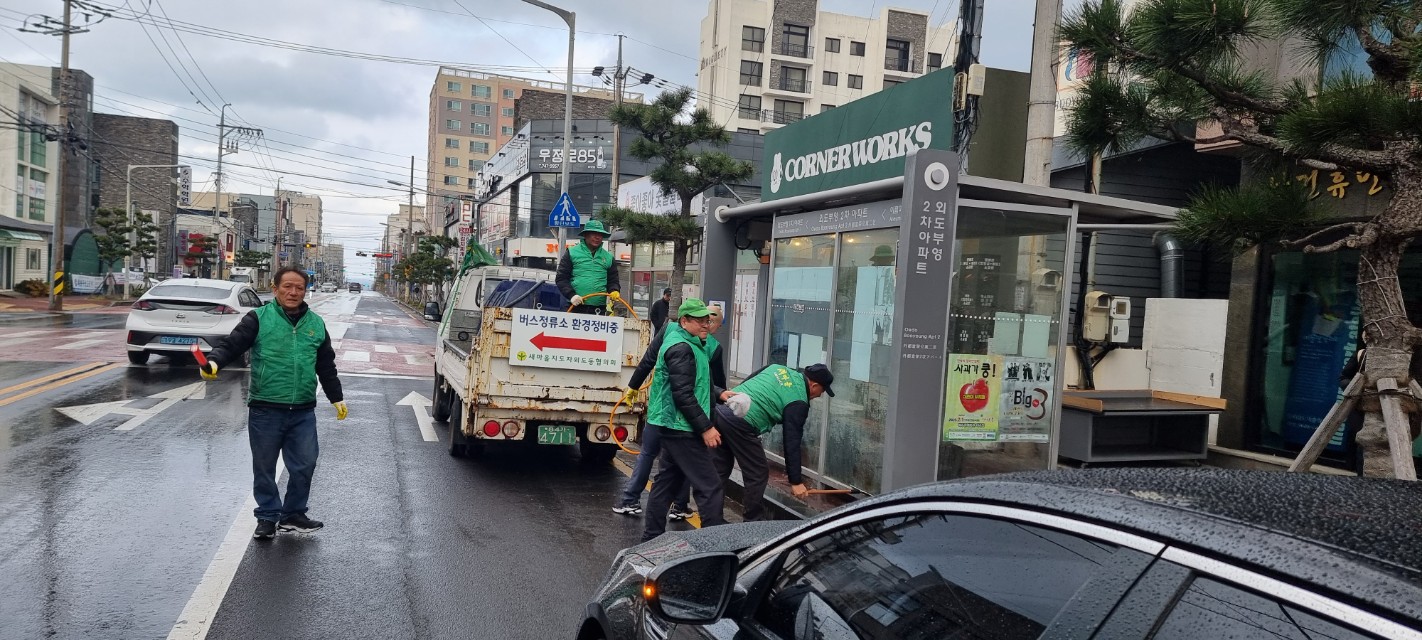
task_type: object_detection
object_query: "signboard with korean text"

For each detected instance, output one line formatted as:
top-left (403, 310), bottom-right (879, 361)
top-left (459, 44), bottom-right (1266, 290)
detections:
top-left (944, 354), bottom-right (1002, 441)
top-left (531, 145), bottom-right (610, 173)
top-left (177, 166), bottom-right (192, 206)
top-left (771, 199), bottom-right (903, 238)
top-left (509, 309), bottom-right (624, 372)
top-left (617, 175), bottom-right (705, 217)
top-left (998, 356), bottom-right (1054, 442)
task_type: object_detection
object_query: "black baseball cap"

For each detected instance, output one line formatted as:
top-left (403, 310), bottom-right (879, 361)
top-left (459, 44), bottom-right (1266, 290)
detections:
top-left (662, 288), bottom-right (672, 295)
top-left (803, 364), bottom-right (835, 397)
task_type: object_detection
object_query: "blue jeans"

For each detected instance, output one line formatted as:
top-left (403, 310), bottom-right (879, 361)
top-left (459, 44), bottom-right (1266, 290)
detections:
top-left (248, 406), bottom-right (319, 522)
top-left (619, 422), bottom-right (690, 510)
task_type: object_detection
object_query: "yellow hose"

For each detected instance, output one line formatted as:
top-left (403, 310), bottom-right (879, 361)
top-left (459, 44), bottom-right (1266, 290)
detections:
top-left (566, 291), bottom-right (641, 320)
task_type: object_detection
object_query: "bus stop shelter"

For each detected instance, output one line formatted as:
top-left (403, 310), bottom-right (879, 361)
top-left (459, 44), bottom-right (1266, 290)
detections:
top-left (700, 149), bottom-right (1179, 494)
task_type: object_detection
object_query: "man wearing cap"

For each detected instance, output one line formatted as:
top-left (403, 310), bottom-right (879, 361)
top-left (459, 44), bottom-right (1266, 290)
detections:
top-left (555, 219), bottom-right (620, 314)
top-left (641, 298), bottom-right (728, 542)
top-left (649, 287), bottom-right (672, 333)
top-left (615, 303), bottom-right (725, 520)
top-left (715, 363), bottom-right (835, 520)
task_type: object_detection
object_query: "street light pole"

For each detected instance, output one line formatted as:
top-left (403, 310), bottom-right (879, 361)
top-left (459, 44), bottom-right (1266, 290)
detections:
top-left (125, 163), bottom-right (187, 298)
top-left (522, 0), bottom-right (576, 264)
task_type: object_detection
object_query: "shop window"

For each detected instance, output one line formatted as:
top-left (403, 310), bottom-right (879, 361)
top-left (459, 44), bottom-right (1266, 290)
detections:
top-left (1252, 249), bottom-right (1422, 463)
top-left (825, 230), bottom-right (898, 492)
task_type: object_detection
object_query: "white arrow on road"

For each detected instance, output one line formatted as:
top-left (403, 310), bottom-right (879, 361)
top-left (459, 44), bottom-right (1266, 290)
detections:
top-left (396, 391), bottom-right (437, 442)
top-left (56, 381), bottom-right (209, 432)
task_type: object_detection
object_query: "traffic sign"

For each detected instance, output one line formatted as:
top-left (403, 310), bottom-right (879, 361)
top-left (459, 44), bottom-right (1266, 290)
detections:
top-left (509, 309), bottom-right (623, 372)
top-left (547, 192), bottom-right (581, 228)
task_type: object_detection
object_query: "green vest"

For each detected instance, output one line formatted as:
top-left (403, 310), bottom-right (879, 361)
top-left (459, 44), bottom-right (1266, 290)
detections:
top-left (568, 240), bottom-right (613, 297)
top-left (733, 365), bottom-right (808, 434)
top-left (249, 302), bottom-right (327, 406)
top-left (648, 324), bottom-right (710, 432)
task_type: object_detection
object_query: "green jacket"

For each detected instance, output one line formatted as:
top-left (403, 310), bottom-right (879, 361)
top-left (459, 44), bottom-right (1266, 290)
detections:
top-left (647, 323), bottom-right (712, 434)
top-left (733, 364), bottom-right (809, 435)
top-left (210, 301), bottom-right (343, 408)
top-left (558, 240), bottom-right (617, 298)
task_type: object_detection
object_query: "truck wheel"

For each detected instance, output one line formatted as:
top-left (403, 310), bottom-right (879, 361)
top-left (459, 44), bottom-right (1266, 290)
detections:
top-left (448, 401), bottom-right (467, 457)
top-left (432, 375), bottom-right (451, 422)
top-left (579, 438), bottom-right (618, 464)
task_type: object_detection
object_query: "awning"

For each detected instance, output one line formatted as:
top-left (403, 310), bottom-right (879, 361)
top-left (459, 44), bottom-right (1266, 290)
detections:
top-left (0, 229), bottom-right (46, 242)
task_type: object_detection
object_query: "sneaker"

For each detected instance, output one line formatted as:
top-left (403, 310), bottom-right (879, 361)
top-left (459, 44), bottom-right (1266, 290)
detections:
top-left (253, 519), bottom-right (277, 540)
top-left (612, 504), bottom-right (642, 516)
top-left (278, 513), bottom-right (324, 533)
top-left (668, 506), bottom-right (696, 521)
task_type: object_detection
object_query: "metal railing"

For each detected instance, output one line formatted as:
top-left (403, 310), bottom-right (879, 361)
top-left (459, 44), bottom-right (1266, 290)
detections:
top-left (884, 57), bottom-right (924, 74)
top-left (776, 77), bottom-right (809, 93)
top-left (778, 41), bottom-right (813, 58)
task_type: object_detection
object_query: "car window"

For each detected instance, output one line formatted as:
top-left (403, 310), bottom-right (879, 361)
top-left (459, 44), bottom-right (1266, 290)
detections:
top-left (240, 291), bottom-right (262, 307)
top-left (150, 285), bottom-right (232, 300)
top-left (753, 513), bottom-right (1136, 639)
top-left (1151, 576), bottom-right (1384, 640)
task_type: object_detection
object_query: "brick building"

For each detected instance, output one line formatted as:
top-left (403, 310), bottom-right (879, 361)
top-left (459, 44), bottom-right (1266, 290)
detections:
top-left (90, 114), bottom-right (180, 270)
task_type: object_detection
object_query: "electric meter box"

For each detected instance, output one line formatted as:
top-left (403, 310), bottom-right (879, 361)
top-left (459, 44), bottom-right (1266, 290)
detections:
top-left (1083, 291), bottom-right (1112, 342)
top-left (1109, 297), bottom-right (1132, 343)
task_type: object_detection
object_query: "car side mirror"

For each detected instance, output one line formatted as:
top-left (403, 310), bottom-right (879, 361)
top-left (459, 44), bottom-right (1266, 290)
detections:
top-left (644, 551), bottom-right (738, 625)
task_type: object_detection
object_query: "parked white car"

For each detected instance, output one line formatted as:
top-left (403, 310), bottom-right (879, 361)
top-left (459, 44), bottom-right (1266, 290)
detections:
top-left (125, 278), bottom-right (263, 365)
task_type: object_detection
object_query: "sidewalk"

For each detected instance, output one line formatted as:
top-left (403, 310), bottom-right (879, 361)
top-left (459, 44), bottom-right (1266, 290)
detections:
top-left (0, 294), bottom-right (130, 313)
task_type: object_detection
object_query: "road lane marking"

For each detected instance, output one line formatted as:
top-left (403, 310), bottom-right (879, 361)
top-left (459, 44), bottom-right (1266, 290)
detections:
top-left (396, 391), bottom-right (438, 442)
top-left (55, 338), bottom-right (114, 350)
top-left (373, 345), bottom-right (397, 353)
top-left (54, 380), bottom-right (209, 430)
top-left (0, 363), bottom-right (124, 407)
top-left (0, 362), bottom-right (106, 398)
top-left (0, 329), bottom-right (57, 339)
top-left (168, 454), bottom-right (283, 640)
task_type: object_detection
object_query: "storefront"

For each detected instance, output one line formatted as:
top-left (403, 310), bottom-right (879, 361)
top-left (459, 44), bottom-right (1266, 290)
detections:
top-left (703, 72), bottom-right (1179, 493)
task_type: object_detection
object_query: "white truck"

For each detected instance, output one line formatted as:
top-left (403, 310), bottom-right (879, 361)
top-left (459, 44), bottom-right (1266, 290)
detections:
top-left (431, 265), bottom-right (649, 461)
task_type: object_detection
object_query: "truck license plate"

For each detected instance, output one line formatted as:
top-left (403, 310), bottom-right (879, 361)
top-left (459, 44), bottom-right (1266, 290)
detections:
top-left (537, 425), bottom-right (577, 445)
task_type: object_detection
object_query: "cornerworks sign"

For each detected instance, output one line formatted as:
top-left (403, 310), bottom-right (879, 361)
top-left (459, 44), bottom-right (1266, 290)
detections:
top-left (762, 70), bottom-right (955, 201)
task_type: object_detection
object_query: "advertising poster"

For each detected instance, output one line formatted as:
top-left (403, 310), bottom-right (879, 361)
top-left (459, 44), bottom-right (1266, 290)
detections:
top-left (943, 354), bottom-right (1001, 441)
top-left (999, 356), bottom-right (1054, 442)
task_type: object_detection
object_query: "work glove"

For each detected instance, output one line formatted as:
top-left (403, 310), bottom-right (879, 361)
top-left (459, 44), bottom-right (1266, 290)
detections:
top-left (609, 291), bottom-right (621, 302)
top-left (334, 401), bottom-right (349, 421)
top-left (606, 298), bottom-right (615, 314)
top-left (726, 393), bottom-right (753, 418)
top-left (570, 294), bottom-right (584, 307)
top-left (621, 388), bottom-right (638, 405)
top-left (199, 362), bottom-right (219, 381)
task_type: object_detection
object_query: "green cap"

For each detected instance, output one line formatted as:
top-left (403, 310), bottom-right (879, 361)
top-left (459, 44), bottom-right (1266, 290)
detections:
top-left (579, 220), bottom-right (609, 236)
top-left (678, 298), bottom-right (712, 318)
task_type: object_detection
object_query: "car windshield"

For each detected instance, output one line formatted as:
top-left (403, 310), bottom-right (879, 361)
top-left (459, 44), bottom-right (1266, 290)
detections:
top-left (148, 285), bottom-right (231, 300)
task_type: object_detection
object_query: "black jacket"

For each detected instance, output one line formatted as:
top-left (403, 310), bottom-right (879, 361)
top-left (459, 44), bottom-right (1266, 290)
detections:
top-left (648, 298), bottom-right (669, 332)
top-left (554, 247), bottom-right (620, 301)
top-left (209, 303), bottom-right (344, 409)
top-left (629, 325), bottom-right (727, 392)
top-left (658, 341), bottom-right (718, 436)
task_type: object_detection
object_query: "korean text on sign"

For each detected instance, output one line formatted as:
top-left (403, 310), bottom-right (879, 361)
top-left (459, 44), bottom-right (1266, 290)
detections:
top-left (914, 199), bottom-right (949, 275)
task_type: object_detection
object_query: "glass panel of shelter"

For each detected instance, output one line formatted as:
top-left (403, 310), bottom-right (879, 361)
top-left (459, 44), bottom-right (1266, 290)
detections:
top-left (939, 204), bottom-right (1071, 481)
top-left (768, 234), bottom-right (837, 476)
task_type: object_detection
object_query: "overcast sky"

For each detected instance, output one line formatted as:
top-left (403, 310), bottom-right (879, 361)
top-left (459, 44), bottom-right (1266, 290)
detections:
top-left (0, 0), bottom-right (1040, 282)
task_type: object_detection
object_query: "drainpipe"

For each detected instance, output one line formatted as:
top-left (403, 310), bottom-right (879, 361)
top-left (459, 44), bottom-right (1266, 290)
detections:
top-left (1154, 232), bottom-right (1184, 298)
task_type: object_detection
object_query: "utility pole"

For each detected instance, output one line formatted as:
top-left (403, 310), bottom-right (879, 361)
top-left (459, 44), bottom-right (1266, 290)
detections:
top-left (406, 155), bottom-right (415, 302)
top-left (48, 1), bottom-right (73, 311)
top-left (1023, 0), bottom-right (1063, 186)
top-left (214, 104), bottom-right (262, 279)
top-left (522, 0), bottom-right (576, 264)
top-left (609, 34), bottom-right (625, 201)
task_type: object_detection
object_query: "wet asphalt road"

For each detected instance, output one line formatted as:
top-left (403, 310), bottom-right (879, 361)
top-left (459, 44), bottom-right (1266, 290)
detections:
top-left (0, 293), bottom-right (670, 640)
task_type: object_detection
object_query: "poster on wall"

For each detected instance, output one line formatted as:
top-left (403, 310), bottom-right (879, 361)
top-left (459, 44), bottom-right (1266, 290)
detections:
top-left (1280, 287), bottom-right (1359, 447)
top-left (943, 354), bottom-right (1001, 441)
top-left (998, 356), bottom-right (1054, 442)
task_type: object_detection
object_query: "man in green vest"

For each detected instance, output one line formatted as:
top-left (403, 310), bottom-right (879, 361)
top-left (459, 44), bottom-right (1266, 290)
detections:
top-left (200, 266), bottom-right (348, 540)
top-left (716, 363), bottom-right (835, 520)
top-left (641, 298), bottom-right (730, 542)
top-left (555, 219), bottom-right (621, 314)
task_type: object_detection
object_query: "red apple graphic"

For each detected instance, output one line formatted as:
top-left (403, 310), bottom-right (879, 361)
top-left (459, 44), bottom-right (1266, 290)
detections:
top-left (959, 378), bottom-right (990, 413)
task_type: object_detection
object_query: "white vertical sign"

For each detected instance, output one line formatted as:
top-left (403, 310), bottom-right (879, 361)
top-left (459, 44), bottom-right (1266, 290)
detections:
top-left (177, 166), bottom-right (192, 206)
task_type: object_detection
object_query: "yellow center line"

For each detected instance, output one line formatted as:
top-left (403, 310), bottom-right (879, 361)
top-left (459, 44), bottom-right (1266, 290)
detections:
top-left (0, 362), bottom-right (108, 399)
top-left (0, 362), bottom-right (126, 407)
top-left (611, 453), bottom-right (701, 529)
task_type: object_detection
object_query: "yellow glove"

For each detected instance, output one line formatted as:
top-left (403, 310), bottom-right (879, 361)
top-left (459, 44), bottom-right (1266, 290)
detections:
top-left (199, 362), bottom-right (219, 381)
top-left (334, 401), bottom-right (348, 421)
top-left (609, 291), bottom-right (621, 302)
top-left (621, 387), bottom-right (638, 405)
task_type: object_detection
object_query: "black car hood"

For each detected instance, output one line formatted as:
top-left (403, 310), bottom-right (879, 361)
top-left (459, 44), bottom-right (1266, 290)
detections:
top-left (628, 520), bottom-right (800, 567)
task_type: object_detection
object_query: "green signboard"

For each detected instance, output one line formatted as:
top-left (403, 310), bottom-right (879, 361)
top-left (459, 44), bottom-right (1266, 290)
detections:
top-left (762, 69), bottom-right (956, 201)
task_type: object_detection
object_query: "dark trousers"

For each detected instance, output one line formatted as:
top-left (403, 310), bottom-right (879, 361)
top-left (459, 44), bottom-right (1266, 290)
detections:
top-left (641, 427), bottom-right (727, 541)
top-left (618, 421), bottom-right (691, 510)
top-left (711, 405), bottom-right (771, 521)
top-left (248, 406), bottom-right (319, 523)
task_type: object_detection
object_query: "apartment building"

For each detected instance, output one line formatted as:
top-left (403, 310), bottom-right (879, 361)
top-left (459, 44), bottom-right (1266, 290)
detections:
top-left (424, 68), bottom-right (628, 232)
top-left (698, 0), bottom-right (956, 133)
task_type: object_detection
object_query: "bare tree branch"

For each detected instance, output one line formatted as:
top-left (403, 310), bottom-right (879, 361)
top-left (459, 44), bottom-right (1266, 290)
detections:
top-left (1301, 225), bottom-right (1380, 253)
top-left (1284, 222), bottom-right (1373, 249)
